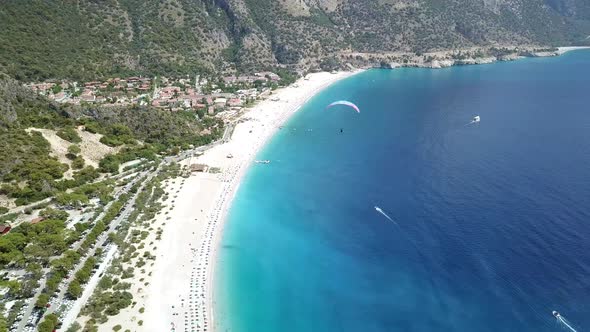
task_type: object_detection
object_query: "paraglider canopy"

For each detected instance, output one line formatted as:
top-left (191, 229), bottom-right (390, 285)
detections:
top-left (326, 100), bottom-right (360, 113)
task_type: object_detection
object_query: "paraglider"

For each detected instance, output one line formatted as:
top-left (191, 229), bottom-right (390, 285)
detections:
top-left (326, 100), bottom-right (360, 113)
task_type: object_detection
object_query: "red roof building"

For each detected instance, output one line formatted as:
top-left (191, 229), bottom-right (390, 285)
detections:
top-left (0, 225), bottom-right (11, 235)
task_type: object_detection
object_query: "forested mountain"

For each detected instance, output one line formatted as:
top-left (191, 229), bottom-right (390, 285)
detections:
top-left (0, 0), bottom-right (589, 81)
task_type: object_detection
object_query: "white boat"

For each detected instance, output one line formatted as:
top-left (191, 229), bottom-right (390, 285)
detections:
top-left (473, 115), bottom-right (481, 122)
top-left (255, 160), bottom-right (271, 164)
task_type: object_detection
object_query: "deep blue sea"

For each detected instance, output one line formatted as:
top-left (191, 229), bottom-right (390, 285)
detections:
top-left (215, 50), bottom-right (590, 332)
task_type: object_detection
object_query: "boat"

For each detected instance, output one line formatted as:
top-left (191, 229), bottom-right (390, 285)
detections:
top-left (553, 311), bottom-right (561, 319)
top-left (255, 160), bottom-right (271, 164)
top-left (473, 115), bottom-right (481, 123)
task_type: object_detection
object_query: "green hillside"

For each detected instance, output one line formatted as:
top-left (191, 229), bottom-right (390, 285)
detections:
top-left (0, 0), bottom-right (589, 81)
top-left (0, 73), bottom-right (222, 205)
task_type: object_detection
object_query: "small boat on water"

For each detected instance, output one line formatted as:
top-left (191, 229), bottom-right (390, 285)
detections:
top-left (473, 115), bottom-right (481, 123)
top-left (255, 160), bottom-right (271, 164)
top-left (553, 311), bottom-right (561, 319)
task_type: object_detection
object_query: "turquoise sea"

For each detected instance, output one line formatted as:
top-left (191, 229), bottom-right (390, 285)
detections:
top-left (215, 50), bottom-right (590, 332)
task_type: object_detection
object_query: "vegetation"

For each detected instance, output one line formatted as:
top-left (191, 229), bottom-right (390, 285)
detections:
top-left (35, 293), bottom-right (51, 308)
top-left (80, 166), bottom-right (174, 326)
top-left (57, 127), bottom-right (82, 143)
top-left (67, 279), bottom-right (83, 299)
top-left (67, 322), bottom-right (82, 332)
top-left (0, 309), bottom-right (8, 332)
top-left (68, 256), bottom-right (96, 298)
top-left (0, 209), bottom-right (70, 269)
top-left (0, 130), bottom-right (68, 205)
top-left (37, 313), bottom-right (59, 332)
top-left (67, 144), bottom-right (82, 157)
top-left (1, 0), bottom-right (588, 80)
top-left (83, 290), bottom-right (133, 317)
top-left (0, 74), bottom-right (223, 207)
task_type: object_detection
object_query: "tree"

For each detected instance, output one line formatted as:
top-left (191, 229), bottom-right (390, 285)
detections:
top-left (67, 145), bottom-right (82, 160)
top-left (0, 311), bottom-right (7, 332)
top-left (55, 192), bottom-right (89, 208)
top-left (39, 208), bottom-right (69, 221)
top-left (35, 293), bottom-right (50, 308)
top-left (68, 145), bottom-right (81, 155)
top-left (57, 128), bottom-right (82, 143)
top-left (51, 85), bottom-right (63, 95)
top-left (23, 244), bottom-right (50, 262)
top-left (25, 262), bottom-right (43, 279)
top-left (67, 280), bottom-right (83, 298)
top-left (99, 155), bottom-right (120, 173)
top-left (72, 156), bottom-right (85, 169)
top-left (37, 314), bottom-right (58, 332)
top-left (98, 276), bottom-right (113, 290)
top-left (5, 280), bottom-right (21, 297)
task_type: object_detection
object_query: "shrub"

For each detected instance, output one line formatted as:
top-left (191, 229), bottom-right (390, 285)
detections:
top-left (72, 156), bottom-right (85, 169)
top-left (57, 128), bottom-right (82, 143)
top-left (66, 322), bottom-right (82, 332)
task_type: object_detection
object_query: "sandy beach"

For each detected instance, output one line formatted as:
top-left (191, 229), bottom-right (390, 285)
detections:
top-left (138, 70), bottom-right (361, 332)
top-left (557, 46), bottom-right (590, 54)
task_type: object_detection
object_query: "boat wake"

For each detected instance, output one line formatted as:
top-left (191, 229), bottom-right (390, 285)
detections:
top-left (554, 311), bottom-right (578, 332)
top-left (374, 206), bottom-right (398, 225)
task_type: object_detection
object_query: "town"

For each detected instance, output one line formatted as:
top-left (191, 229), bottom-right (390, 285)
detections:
top-left (1, 70), bottom-right (288, 332)
top-left (25, 72), bottom-right (283, 119)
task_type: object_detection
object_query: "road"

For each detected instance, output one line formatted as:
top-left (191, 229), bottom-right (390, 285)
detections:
top-left (14, 276), bottom-right (46, 332)
top-left (12, 125), bottom-right (233, 332)
top-left (164, 123), bottom-right (234, 164)
top-left (59, 245), bottom-right (118, 331)
top-left (8, 166), bottom-right (148, 229)
top-left (55, 172), bottom-right (156, 331)
top-left (45, 176), bottom-right (142, 316)
top-left (15, 173), bottom-right (149, 332)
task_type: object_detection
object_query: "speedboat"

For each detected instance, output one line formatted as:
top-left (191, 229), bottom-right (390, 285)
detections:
top-left (473, 115), bottom-right (481, 123)
top-left (553, 311), bottom-right (561, 319)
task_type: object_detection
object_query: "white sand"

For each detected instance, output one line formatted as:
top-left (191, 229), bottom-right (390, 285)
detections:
top-left (142, 70), bottom-right (361, 332)
top-left (557, 46), bottom-right (590, 54)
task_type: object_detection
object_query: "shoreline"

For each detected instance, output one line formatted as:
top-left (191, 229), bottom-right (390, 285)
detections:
top-left (556, 46), bottom-right (590, 54)
top-left (139, 45), bottom-right (589, 332)
top-left (206, 69), bottom-right (363, 331)
top-left (354, 45), bottom-right (590, 70)
top-left (141, 70), bottom-right (362, 332)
